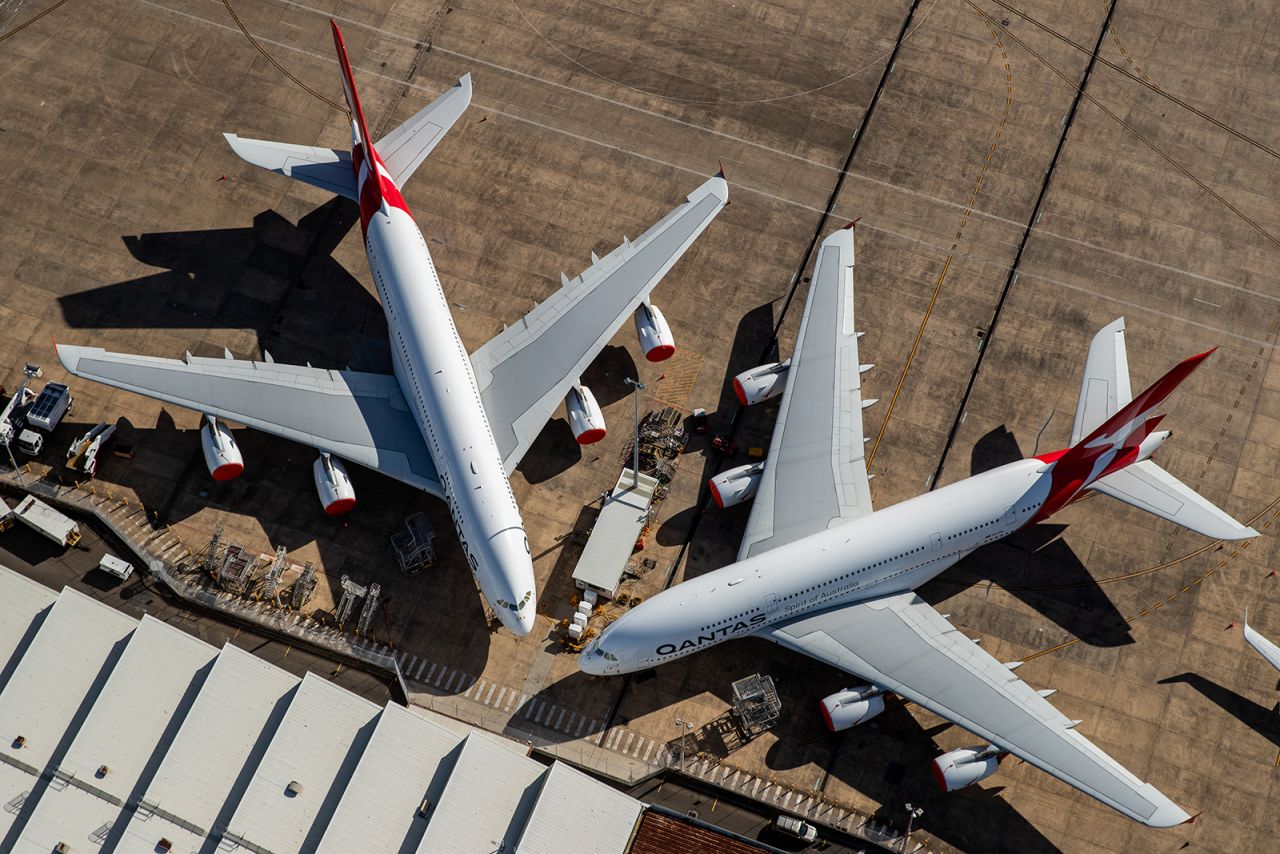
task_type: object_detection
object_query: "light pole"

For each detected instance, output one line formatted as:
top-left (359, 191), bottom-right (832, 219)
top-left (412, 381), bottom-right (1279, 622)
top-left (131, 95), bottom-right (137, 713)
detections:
top-left (674, 716), bottom-right (694, 769)
top-left (624, 377), bottom-right (645, 487)
top-left (902, 803), bottom-right (924, 852)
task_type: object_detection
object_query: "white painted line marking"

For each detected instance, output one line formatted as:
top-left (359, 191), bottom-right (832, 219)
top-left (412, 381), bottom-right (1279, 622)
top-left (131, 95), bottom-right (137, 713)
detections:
top-left (642, 742), bottom-right (655, 762)
top-left (425, 663), bottom-right (438, 682)
top-left (463, 678), bottom-right (480, 698)
top-left (527, 700), bottom-right (541, 721)
top-left (622, 733), bottom-right (635, 753)
top-left (575, 717), bottom-right (586, 737)
top-left (415, 659), bottom-right (428, 679)
top-left (1193, 297), bottom-right (1221, 307)
top-left (554, 708), bottom-right (566, 730)
top-left (605, 729), bottom-right (621, 750)
top-left (483, 683), bottom-right (496, 705)
top-left (405, 655), bottom-right (418, 675)
top-left (495, 687), bottom-right (507, 708)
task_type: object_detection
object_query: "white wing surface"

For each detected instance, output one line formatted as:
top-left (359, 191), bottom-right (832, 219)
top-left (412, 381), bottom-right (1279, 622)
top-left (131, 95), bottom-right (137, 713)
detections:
top-left (471, 175), bottom-right (728, 474)
top-left (56, 346), bottom-right (442, 496)
top-left (375, 74), bottom-right (472, 187)
top-left (762, 592), bottom-right (1191, 828)
top-left (1091, 460), bottom-right (1257, 540)
top-left (738, 228), bottom-right (872, 560)
top-left (1244, 615), bottom-right (1280, 671)
top-left (222, 135), bottom-right (358, 200)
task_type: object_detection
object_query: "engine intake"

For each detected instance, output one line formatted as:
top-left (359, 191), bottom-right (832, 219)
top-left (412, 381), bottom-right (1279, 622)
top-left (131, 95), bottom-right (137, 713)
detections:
top-left (931, 745), bottom-right (1003, 792)
top-left (313, 453), bottom-right (356, 515)
top-left (708, 462), bottom-right (765, 508)
top-left (634, 302), bottom-right (676, 362)
top-left (819, 685), bottom-right (886, 731)
top-left (732, 361), bottom-right (790, 406)
top-left (565, 384), bottom-right (606, 444)
top-left (200, 416), bottom-right (244, 481)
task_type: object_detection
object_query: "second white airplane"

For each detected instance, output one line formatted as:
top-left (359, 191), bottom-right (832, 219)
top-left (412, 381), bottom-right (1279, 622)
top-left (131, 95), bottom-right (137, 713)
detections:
top-left (582, 226), bottom-right (1256, 826)
top-left (54, 21), bottom-right (728, 634)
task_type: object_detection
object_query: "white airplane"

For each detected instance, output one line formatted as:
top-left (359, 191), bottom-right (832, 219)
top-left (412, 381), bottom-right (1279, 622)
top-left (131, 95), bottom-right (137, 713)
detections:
top-left (54, 21), bottom-right (728, 635)
top-left (1243, 611), bottom-right (1280, 672)
top-left (581, 226), bottom-right (1258, 826)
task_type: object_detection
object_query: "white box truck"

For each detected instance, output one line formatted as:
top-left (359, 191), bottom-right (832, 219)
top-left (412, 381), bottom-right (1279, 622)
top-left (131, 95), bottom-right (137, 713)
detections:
top-left (97, 554), bottom-right (134, 581)
top-left (13, 495), bottom-right (81, 548)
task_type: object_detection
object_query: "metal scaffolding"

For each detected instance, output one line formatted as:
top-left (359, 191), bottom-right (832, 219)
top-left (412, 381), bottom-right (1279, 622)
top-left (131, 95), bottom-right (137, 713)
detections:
top-left (391, 512), bottom-right (436, 575)
top-left (335, 574), bottom-right (367, 626)
top-left (217, 544), bottom-right (259, 595)
top-left (202, 523), bottom-right (224, 575)
top-left (262, 545), bottom-right (287, 604)
top-left (356, 582), bottom-right (380, 636)
top-left (730, 674), bottom-right (782, 737)
top-left (290, 561), bottom-right (317, 610)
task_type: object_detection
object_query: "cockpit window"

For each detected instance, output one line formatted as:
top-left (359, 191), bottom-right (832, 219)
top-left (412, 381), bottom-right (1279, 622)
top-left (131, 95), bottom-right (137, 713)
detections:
top-left (496, 591), bottom-right (534, 613)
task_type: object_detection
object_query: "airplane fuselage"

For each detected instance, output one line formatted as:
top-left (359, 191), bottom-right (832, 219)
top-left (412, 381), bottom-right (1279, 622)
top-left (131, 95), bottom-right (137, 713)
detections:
top-left (582, 458), bottom-right (1055, 673)
top-left (362, 167), bottom-right (536, 635)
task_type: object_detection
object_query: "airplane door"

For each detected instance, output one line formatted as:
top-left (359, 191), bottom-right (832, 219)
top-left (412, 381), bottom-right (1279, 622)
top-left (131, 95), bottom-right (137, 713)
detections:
top-left (931, 532), bottom-right (943, 552)
top-left (764, 592), bottom-right (778, 616)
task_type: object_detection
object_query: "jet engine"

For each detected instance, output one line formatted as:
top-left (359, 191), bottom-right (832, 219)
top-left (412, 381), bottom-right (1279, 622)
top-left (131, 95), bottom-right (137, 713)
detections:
top-left (732, 361), bottom-right (790, 406)
top-left (313, 453), bottom-right (356, 515)
top-left (708, 461), bottom-right (765, 508)
top-left (930, 745), bottom-right (1003, 792)
top-left (565, 384), bottom-right (606, 444)
top-left (819, 685), bottom-right (886, 731)
top-left (200, 417), bottom-right (244, 481)
top-left (634, 302), bottom-right (676, 362)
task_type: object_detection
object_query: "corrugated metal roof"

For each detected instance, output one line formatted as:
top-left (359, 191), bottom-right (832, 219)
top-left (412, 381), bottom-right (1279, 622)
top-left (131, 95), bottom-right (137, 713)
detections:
top-left (223, 671), bottom-right (379, 852)
top-left (0, 566), bottom-right (57, 693)
top-left (0, 586), bottom-right (136, 772)
top-left (416, 731), bottom-right (546, 853)
top-left (317, 701), bottom-right (465, 853)
top-left (116, 641), bottom-right (300, 853)
top-left (15, 615), bottom-right (218, 852)
top-left (629, 809), bottom-right (773, 854)
top-left (516, 760), bottom-right (642, 853)
top-left (572, 469), bottom-right (658, 594)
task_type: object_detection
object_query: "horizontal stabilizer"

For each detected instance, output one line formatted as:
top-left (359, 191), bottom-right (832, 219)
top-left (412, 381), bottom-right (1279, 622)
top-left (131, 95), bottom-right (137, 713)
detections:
top-left (1091, 459), bottom-right (1257, 541)
top-left (222, 135), bottom-right (358, 200)
top-left (376, 74), bottom-right (472, 187)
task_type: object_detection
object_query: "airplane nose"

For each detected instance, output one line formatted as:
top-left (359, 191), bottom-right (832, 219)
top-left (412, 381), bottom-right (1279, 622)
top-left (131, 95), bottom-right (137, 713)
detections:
top-left (578, 645), bottom-right (601, 674)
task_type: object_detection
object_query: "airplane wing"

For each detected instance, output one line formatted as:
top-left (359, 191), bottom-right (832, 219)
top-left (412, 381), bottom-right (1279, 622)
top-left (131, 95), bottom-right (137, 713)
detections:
top-left (738, 228), bottom-right (873, 561)
top-left (1244, 614), bottom-right (1280, 671)
top-left (55, 345), bottom-right (442, 496)
top-left (471, 175), bottom-right (728, 474)
top-left (761, 592), bottom-right (1191, 828)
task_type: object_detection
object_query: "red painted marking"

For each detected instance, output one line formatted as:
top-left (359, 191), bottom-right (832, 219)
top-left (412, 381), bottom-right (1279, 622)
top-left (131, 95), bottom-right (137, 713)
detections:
top-left (844, 217), bottom-right (861, 230)
top-left (1031, 348), bottom-right (1213, 524)
top-left (930, 757), bottom-right (949, 791)
top-left (819, 699), bottom-right (835, 732)
top-left (732, 377), bottom-right (748, 407)
top-left (575, 427), bottom-right (606, 445)
top-left (325, 497), bottom-right (357, 515)
top-left (331, 19), bottom-right (413, 234)
top-left (645, 344), bottom-right (676, 362)
top-left (708, 477), bottom-right (724, 508)
top-left (211, 463), bottom-right (243, 482)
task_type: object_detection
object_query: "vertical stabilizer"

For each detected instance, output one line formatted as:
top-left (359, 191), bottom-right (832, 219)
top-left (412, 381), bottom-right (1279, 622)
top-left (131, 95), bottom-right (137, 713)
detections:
top-left (330, 20), bottom-right (375, 158)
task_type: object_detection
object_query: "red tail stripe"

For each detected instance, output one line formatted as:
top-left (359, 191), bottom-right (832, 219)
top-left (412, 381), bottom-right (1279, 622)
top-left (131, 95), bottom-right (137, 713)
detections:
top-left (330, 20), bottom-right (374, 153)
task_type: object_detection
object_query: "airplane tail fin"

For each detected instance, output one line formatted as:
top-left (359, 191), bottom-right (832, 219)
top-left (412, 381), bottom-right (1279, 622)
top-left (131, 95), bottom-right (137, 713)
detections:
top-left (1039, 318), bottom-right (1256, 540)
top-left (330, 19), bottom-right (376, 161)
top-left (222, 22), bottom-right (470, 199)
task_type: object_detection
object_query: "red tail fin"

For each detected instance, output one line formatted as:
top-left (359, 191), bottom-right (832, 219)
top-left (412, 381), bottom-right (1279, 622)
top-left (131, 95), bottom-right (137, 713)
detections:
top-left (330, 20), bottom-right (376, 159)
top-left (1034, 348), bottom-right (1214, 518)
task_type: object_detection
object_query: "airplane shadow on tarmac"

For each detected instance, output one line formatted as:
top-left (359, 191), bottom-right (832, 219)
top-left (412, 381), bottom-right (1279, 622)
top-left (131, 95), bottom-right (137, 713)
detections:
top-left (923, 425), bottom-right (1135, 648)
top-left (58, 197), bottom-right (387, 371)
top-left (1159, 672), bottom-right (1280, 746)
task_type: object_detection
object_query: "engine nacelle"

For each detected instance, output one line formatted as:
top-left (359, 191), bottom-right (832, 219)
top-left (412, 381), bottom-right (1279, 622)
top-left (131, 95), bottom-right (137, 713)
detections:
top-left (313, 453), bottom-right (356, 515)
top-left (819, 685), bottom-right (886, 732)
top-left (565, 384), bottom-right (606, 444)
top-left (634, 302), bottom-right (676, 362)
top-left (200, 417), bottom-right (244, 481)
top-left (708, 461), bottom-right (765, 508)
top-left (1136, 429), bottom-right (1171, 462)
top-left (931, 745), bottom-right (1003, 792)
top-left (732, 361), bottom-right (790, 406)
